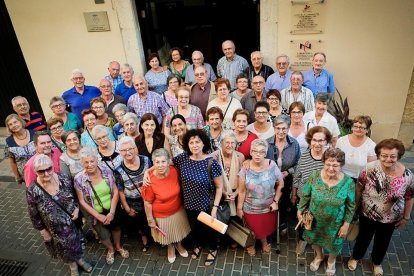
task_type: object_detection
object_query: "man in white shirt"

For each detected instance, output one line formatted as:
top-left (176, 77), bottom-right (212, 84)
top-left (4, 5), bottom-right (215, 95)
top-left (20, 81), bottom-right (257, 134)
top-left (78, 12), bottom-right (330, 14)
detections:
top-left (280, 71), bottom-right (314, 112)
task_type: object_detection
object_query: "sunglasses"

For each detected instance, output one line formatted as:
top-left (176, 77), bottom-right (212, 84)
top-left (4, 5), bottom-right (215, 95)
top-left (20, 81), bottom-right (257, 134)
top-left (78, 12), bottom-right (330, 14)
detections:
top-left (36, 166), bottom-right (53, 175)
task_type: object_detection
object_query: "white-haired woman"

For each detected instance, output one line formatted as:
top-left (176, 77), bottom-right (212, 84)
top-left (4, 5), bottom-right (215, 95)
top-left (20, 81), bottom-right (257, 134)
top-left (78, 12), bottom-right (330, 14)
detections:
top-left (74, 146), bottom-right (129, 265)
top-left (92, 125), bottom-right (123, 172)
top-left (118, 112), bottom-right (139, 140)
top-left (237, 139), bottom-right (284, 256)
top-left (27, 154), bottom-right (92, 275)
top-left (142, 148), bottom-right (191, 263)
top-left (49, 96), bottom-right (82, 132)
top-left (115, 136), bottom-right (151, 252)
top-left (112, 103), bottom-right (128, 137)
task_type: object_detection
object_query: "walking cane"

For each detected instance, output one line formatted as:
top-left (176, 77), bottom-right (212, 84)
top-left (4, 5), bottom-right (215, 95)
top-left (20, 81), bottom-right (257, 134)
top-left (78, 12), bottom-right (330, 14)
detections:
top-left (275, 210), bottom-right (280, 254)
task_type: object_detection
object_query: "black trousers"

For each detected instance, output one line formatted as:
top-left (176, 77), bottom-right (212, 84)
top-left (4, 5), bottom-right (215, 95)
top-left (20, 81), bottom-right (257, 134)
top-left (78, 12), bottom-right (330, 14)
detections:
top-left (279, 174), bottom-right (294, 228)
top-left (352, 214), bottom-right (396, 265)
top-left (186, 209), bottom-right (219, 250)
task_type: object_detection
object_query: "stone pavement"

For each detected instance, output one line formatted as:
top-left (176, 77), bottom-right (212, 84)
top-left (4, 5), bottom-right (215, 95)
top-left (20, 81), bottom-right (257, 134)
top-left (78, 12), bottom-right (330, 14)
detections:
top-left (0, 132), bottom-right (413, 275)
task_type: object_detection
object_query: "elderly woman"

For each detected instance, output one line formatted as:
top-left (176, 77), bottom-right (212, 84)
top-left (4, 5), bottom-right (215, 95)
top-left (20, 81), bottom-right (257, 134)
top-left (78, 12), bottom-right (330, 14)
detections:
top-left (230, 74), bottom-right (252, 101)
top-left (136, 113), bottom-right (171, 161)
top-left (168, 114), bottom-right (188, 157)
top-left (303, 52), bottom-right (336, 96)
top-left (267, 89), bottom-right (288, 122)
top-left (4, 114), bottom-right (36, 185)
top-left (291, 126), bottom-right (332, 255)
top-left (49, 96), bottom-right (82, 132)
top-left (247, 102), bottom-right (274, 140)
top-left (206, 78), bottom-right (242, 130)
top-left (27, 154), bottom-right (92, 275)
top-left (142, 148), bottom-right (191, 263)
top-left (168, 47), bottom-right (190, 81)
top-left (266, 115), bottom-right (300, 234)
top-left (348, 139), bottom-right (414, 276)
top-left (145, 52), bottom-right (171, 95)
top-left (47, 117), bottom-right (66, 152)
top-left (162, 75), bottom-right (181, 108)
top-left (204, 107), bottom-right (224, 152)
top-left (115, 136), bottom-right (151, 252)
top-left (119, 112), bottom-right (139, 140)
top-left (74, 146), bottom-right (129, 265)
top-left (336, 115), bottom-right (377, 180)
top-left (112, 103), bottom-right (128, 137)
top-left (59, 130), bottom-right (83, 178)
top-left (163, 86), bottom-right (204, 136)
top-left (80, 109), bottom-right (115, 148)
top-left (297, 148), bottom-right (355, 276)
top-left (288, 101), bottom-right (309, 154)
top-left (90, 97), bottom-right (116, 129)
top-left (237, 139), bottom-right (284, 256)
top-left (92, 125), bottom-right (123, 172)
top-left (232, 109), bottom-right (258, 159)
top-left (172, 129), bottom-right (223, 266)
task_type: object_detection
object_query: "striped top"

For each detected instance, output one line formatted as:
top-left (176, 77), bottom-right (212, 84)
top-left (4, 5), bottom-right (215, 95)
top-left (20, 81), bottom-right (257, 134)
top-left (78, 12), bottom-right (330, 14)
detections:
top-left (292, 149), bottom-right (324, 198)
top-left (25, 111), bottom-right (46, 131)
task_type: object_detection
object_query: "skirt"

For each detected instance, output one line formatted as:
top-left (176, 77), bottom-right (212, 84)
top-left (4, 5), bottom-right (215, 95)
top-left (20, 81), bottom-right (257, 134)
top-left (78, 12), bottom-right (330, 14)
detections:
top-left (244, 211), bottom-right (277, 239)
top-left (152, 208), bottom-right (191, 245)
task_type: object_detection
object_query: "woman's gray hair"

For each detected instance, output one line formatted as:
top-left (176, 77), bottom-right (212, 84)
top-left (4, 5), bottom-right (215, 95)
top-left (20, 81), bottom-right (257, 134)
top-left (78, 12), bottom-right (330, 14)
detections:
top-left (80, 146), bottom-right (98, 160)
top-left (122, 112), bottom-right (138, 125)
top-left (33, 154), bottom-right (53, 172)
top-left (49, 96), bottom-right (66, 107)
top-left (112, 103), bottom-right (127, 115)
top-left (273, 114), bottom-right (291, 128)
top-left (251, 139), bottom-right (269, 153)
top-left (220, 130), bottom-right (237, 144)
top-left (91, 125), bottom-right (109, 139)
top-left (152, 148), bottom-right (170, 162)
top-left (118, 136), bottom-right (136, 148)
top-left (314, 92), bottom-right (330, 103)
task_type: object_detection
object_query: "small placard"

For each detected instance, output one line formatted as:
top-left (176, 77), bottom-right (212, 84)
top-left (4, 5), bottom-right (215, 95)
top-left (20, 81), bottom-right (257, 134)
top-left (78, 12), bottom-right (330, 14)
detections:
top-left (290, 40), bottom-right (323, 71)
top-left (83, 11), bottom-right (110, 32)
top-left (290, 1), bottom-right (325, 34)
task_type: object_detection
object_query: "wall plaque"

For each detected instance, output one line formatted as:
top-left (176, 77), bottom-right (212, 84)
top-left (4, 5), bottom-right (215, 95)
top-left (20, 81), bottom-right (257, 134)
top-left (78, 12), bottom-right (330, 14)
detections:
top-left (83, 11), bottom-right (110, 32)
top-left (289, 40), bottom-right (322, 71)
top-left (290, 1), bottom-right (325, 34)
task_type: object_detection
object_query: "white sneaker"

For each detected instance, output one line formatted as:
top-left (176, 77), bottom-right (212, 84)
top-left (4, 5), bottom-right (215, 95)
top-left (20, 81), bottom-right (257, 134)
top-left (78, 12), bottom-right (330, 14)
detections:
top-left (296, 240), bottom-right (307, 255)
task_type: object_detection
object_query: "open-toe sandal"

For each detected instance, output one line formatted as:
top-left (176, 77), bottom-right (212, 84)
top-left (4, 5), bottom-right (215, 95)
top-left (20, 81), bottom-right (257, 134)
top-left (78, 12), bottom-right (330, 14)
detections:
top-left (309, 257), bottom-right (324, 272)
top-left (106, 251), bottom-right (115, 265)
top-left (262, 243), bottom-right (271, 253)
top-left (142, 244), bottom-right (150, 252)
top-left (77, 260), bottom-right (93, 273)
top-left (69, 266), bottom-right (79, 276)
top-left (247, 246), bottom-right (256, 257)
top-left (373, 264), bottom-right (383, 276)
top-left (325, 260), bottom-right (336, 276)
top-left (117, 248), bottom-right (130, 258)
top-left (347, 258), bottom-right (358, 271)
top-left (191, 246), bottom-right (202, 260)
top-left (204, 250), bottom-right (217, 266)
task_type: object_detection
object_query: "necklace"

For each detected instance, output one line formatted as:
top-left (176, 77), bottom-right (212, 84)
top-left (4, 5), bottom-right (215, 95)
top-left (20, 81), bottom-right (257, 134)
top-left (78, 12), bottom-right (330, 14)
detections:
top-left (14, 130), bottom-right (28, 140)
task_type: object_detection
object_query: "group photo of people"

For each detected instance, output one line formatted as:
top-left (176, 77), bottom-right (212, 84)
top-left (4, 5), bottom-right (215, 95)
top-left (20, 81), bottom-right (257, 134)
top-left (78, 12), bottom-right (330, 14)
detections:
top-left (4, 40), bottom-right (413, 276)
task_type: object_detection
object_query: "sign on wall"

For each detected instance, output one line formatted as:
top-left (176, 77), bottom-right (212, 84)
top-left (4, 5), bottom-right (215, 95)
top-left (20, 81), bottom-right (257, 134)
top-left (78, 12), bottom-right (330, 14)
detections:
top-left (83, 11), bottom-right (110, 32)
top-left (290, 1), bottom-right (325, 34)
top-left (289, 40), bottom-right (322, 71)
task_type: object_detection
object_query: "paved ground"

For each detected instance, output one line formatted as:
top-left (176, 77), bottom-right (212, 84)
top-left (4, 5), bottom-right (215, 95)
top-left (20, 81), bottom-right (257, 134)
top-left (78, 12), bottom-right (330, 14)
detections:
top-left (0, 131), bottom-right (413, 275)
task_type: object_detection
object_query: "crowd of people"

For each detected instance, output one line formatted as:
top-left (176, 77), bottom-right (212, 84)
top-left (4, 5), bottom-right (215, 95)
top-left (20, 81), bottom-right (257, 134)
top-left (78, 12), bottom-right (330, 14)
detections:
top-left (4, 40), bottom-right (413, 276)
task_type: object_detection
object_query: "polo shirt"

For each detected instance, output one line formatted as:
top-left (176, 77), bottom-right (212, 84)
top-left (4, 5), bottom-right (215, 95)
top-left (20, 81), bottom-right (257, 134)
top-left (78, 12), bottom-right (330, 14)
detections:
top-left (115, 81), bottom-right (136, 103)
top-left (265, 70), bottom-right (293, 92)
top-left (62, 85), bottom-right (101, 120)
top-left (24, 111), bottom-right (46, 131)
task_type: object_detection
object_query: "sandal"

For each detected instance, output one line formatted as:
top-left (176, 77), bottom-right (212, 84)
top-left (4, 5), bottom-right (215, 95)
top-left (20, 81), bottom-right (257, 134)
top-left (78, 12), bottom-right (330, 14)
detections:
top-left (347, 258), bottom-right (358, 271)
top-left (77, 260), bottom-right (93, 273)
top-left (142, 243), bottom-right (149, 252)
top-left (325, 260), bottom-right (336, 276)
top-left (106, 251), bottom-right (115, 265)
top-left (262, 243), bottom-right (271, 253)
top-left (247, 246), bottom-right (256, 257)
top-left (117, 248), bottom-right (130, 258)
top-left (373, 264), bottom-right (383, 276)
top-left (191, 246), bottom-right (202, 260)
top-left (204, 250), bottom-right (217, 266)
top-left (309, 257), bottom-right (324, 272)
top-left (69, 265), bottom-right (79, 276)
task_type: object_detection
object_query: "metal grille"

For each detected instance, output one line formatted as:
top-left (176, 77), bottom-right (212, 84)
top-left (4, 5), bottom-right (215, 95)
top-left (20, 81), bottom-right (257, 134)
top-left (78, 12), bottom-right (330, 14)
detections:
top-left (0, 258), bottom-right (29, 276)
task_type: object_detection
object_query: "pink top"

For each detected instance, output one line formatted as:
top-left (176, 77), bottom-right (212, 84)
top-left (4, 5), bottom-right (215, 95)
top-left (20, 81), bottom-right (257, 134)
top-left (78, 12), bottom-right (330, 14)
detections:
top-left (24, 150), bottom-right (62, 187)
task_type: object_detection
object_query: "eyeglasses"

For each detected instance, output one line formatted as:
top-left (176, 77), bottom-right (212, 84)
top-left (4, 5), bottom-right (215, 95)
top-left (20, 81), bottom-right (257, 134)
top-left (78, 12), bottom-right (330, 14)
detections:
top-left (276, 62), bottom-right (287, 66)
top-left (36, 166), bottom-right (53, 175)
top-left (15, 103), bottom-right (28, 108)
top-left (352, 125), bottom-right (367, 130)
top-left (50, 125), bottom-right (63, 132)
top-left (92, 106), bottom-right (105, 110)
top-left (95, 135), bottom-right (108, 141)
top-left (311, 138), bottom-right (325, 144)
top-left (72, 77), bottom-right (84, 81)
top-left (195, 72), bottom-right (205, 77)
top-left (120, 147), bottom-right (136, 153)
top-left (237, 80), bottom-right (248, 84)
top-left (275, 127), bottom-right (288, 132)
top-left (379, 154), bottom-right (398, 160)
top-left (100, 85), bottom-right (111, 88)
top-left (51, 103), bottom-right (65, 109)
top-left (251, 149), bottom-right (266, 155)
top-left (252, 81), bottom-right (264, 85)
top-left (255, 111), bottom-right (268, 116)
top-left (267, 97), bottom-right (279, 102)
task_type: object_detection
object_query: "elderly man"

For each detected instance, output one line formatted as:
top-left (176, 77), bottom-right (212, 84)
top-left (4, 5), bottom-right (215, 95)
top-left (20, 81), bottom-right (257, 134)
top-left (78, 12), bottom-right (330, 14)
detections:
top-left (99, 79), bottom-right (125, 117)
top-left (185, 50), bottom-right (217, 86)
top-left (280, 71), bottom-right (315, 112)
top-left (115, 63), bottom-right (136, 103)
top-left (127, 74), bottom-right (169, 126)
top-left (190, 66), bottom-right (217, 120)
top-left (243, 51), bottom-right (274, 87)
top-left (240, 75), bottom-right (267, 123)
top-left (23, 131), bottom-right (61, 186)
top-left (62, 69), bottom-right (101, 120)
top-left (104, 60), bottom-right (123, 90)
top-left (217, 40), bottom-right (249, 90)
top-left (11, 96), bottom-right (46, 131)
top-left (265, 54), bottom-right (293, 92)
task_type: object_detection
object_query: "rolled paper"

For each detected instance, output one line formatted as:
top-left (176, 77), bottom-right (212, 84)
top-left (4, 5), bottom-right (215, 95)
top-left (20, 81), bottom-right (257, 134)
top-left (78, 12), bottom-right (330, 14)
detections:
top-left (197, 211), bottom-right (228, 234)
top-left (294, 219), bottom-right (302, 231)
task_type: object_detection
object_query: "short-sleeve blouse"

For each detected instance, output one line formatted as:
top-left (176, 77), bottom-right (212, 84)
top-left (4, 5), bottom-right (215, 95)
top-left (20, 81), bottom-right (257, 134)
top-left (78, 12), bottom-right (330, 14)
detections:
top-left (4, 130), bottom-right (36, 176)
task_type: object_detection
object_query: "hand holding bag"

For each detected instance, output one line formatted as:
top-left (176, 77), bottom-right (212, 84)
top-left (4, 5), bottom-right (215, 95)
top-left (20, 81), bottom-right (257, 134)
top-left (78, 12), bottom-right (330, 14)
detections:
top-left (226, 218), bottom-right (256, 248)
top-left (345, 219), bottom-right (359, 241)
top-left (302, 210), bottom-right (314, 230)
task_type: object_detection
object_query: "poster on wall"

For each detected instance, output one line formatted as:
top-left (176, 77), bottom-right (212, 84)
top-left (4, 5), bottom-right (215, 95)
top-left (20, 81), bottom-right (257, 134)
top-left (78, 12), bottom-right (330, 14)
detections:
top-left (290, 1), bottom-right (325, 34)
top-left (289, 40), bottom-right (322, 71)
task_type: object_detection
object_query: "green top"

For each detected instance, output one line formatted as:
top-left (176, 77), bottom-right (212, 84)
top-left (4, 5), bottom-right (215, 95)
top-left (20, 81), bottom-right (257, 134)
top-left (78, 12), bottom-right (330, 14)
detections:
top-left (92, 179), bottom-right (111, 213)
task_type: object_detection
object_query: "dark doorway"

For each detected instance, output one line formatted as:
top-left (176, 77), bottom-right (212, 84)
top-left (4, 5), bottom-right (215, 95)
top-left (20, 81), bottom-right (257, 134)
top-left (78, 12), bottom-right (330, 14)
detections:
top-left (0, 0), bottom-right (43, 127)
top-left (135, 0), bottom-right (259, 69)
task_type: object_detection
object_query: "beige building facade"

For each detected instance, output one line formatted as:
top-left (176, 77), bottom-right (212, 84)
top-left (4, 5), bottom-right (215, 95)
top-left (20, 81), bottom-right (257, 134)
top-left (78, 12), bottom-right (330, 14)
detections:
top-left (5, 0), bottom-right (414, 146)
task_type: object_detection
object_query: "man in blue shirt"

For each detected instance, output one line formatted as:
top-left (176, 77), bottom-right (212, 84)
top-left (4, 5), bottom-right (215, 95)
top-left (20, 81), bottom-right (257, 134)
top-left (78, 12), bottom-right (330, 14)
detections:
top-left (62, 69), bottom-right (101, 121)
top-left (303, 52), bottom-right (336, 96)
top-left (104, 60), bottom-right (123, 91)
top-left (265, 54), bottom-right (292, 92)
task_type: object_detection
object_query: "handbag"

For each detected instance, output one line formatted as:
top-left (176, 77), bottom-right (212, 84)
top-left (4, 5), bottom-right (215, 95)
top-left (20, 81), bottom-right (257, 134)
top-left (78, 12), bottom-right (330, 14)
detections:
top-left (226, 218), bottom-right (256, 248)
top-left (345, 220), bottom-right (359, 241)
top-left (207, 158), bottom-right (231, 224)
top-left (302, 210), bottom-right (314, 230)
